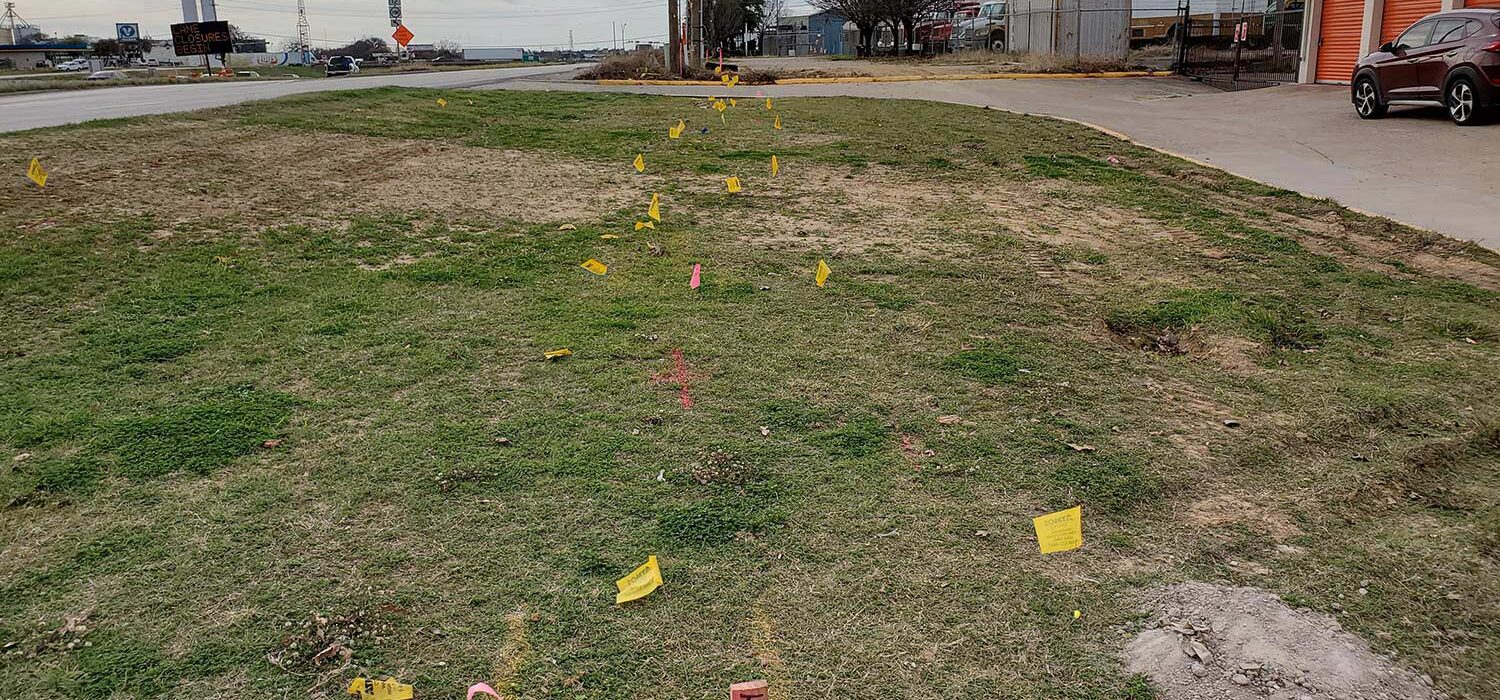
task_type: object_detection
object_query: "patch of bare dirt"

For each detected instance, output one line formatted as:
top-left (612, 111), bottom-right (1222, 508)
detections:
top-left (1185, 494), bottom-right (1302, 540)
top-left (1, 122), bottom-right (643, 230)
top-left (1126, 582), bottom-right (1441, 700)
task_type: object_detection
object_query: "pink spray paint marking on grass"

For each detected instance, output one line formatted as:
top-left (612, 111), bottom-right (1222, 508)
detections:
top-left (651, 348), bottom-right (695, 409)
top-left (690, 263), bottom-right (702, 290)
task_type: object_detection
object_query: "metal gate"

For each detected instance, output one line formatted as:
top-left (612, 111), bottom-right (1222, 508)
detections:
top-left (1175, 0), bottom-right (1304, 90)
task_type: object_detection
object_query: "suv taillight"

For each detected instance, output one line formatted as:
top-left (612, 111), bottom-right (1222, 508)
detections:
top-left (1484, 39), bottom-right (1500, 53)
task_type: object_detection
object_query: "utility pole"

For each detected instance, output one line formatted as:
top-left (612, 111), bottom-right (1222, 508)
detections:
top-left (686, 0), bottom-right (702, 70)
top-left (612, 21), bottom-right (616, 50)
top-left (569, 29), bottom-right (574, 56)
top-left (622, 23), bottom-right (628, 50)
top-left (295, 0), bottom-right (311, 63)
top-left (666, 0), bottom-right (680, 75)
top-left (2, 2), bottom-right (36, 45)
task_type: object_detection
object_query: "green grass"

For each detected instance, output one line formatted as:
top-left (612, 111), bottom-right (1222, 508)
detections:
top-left (1, 88), bottom-right (1497, 700)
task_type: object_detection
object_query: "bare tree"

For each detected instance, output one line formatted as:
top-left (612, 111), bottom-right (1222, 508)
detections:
top-left (877, 0), bottom-right (955, 55)
top-left (760, 0), bottom-right (786, 56)
top-left (704, 0), bottom-right (767, 55)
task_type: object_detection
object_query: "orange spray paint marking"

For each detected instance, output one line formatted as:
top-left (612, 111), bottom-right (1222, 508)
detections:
top-left (652, 349), bottom-right (695, 409)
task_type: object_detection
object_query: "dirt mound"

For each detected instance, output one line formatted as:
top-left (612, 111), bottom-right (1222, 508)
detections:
top-left (1125, 582), bottom-right (1441, 700)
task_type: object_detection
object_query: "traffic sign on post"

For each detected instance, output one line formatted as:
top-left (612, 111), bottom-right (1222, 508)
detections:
top-left (392, 24), bottom-right (414, 48)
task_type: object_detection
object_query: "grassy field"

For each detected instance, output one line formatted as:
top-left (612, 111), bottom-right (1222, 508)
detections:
top-left (1, 88), bottom-right (1497, 700)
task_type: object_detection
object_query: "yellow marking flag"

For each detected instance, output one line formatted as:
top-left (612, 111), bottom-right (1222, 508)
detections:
top-left (600, 234), bottom-right (620, 239)
top-left (770, 155), bottom-right (780, 178)
top-left (713, 99), bottom-right (727, 113)
top-left (729, 75), bottom-right (740, 87)
top-left (347, 677), bottom-right (414, 700)
top-left (557, 224), bottom-right (577, 231)
top-left (765, 97), bottom-right (774, 110)
top-left (544, 348), bottom-right (573, 360)
top-left (669, 119), bottom-right (685, 139)
top-left (633, 153), bottom-right (645, 173)
top-left (580, 259), bottom-right (608, 276)
top-left (615, 555), bottom-right (663, 604)
top-left (721, 73), bottom-right (731, 84)
top-left (26, 157), bottom-right (47, 188)
top-left (729, 98), bottom-right (737, 107)
top-left (634, 220), bottom-right (655, 231)
top-left (773, 115), bottom-right (783, 130)
top-left (436, 98), bottom-right (447, 107)
top-left (725, 176), bottom-right (742, 194)
top-left (648, 193), bottom-right (662, 222)
top-left (1073, 610), bottom-right (1082, 620)
top-left (815, 259), bottom-right (831, 288)
top-left (1033, 505), bottom-right (1083, 554)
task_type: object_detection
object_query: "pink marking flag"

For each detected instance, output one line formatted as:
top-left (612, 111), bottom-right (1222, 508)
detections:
top-left (690, 263), bottom-right (702, 290)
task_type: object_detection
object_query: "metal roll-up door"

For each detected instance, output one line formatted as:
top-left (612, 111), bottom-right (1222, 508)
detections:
top-left (1316, 0), bottom-right (1367, 83)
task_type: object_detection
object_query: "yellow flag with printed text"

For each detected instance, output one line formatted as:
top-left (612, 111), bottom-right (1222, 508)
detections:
top-left (725, 176), bottom-right (742, 193)
top-left (26, 157), bottom-right (47, 188)
top-left (633, 153), bottom-right (645, 173)
top-left (815, 259), bottom-right (831, 288)
top-left (581, 259), bottom-right (608, 276)
top-left (648, 193), bottom-right (661, 222)
top-left (1033, 505), bottom-right (1083, 554)
top-left (615, 555), bottom-right (664, 604)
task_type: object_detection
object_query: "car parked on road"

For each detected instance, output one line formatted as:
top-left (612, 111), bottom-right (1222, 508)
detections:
top-left (54, 59), bottom-right (89, 72)
top-left (325, 55), bottom-right (360, 77)
top-left (1352, 9), bottom-right (1500, 126)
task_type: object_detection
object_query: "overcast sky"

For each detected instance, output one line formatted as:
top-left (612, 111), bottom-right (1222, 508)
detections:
top-left (22, 1), bottom-right (822, 50)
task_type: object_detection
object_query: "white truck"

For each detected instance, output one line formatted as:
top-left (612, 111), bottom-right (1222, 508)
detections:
top-left (462, 47), bottom-right (526, 62)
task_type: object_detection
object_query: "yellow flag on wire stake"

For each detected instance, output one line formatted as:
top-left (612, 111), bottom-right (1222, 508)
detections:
top-left (635, 221), bottom-right (655, 231)
top-left (633, 153), bottom-right (645, 173)
top-left (544, 348), bottom-right (573, 360)
top-left (669, 120), bottom-right (684, 139)
top-left (765, 97), bottom-right (774, 110)
top-left (1033, 505), bottom-right (1083, 554)
top-left (648, 193), bottom-right (662, 222)
top-left (770, 155), bottom-right (780, 178)
top-left (725, 176), bottom-right (742, 194)
top-left (615, 555), bottom-right (663, 604)
top-left (26, 157), bottom-right (48, 188)
top-left (815, 259), bottom-right (831, 288)
top-left (580, 259), bottom-right (608, 276)
top-left (773, 115), bottom-right (783, 130)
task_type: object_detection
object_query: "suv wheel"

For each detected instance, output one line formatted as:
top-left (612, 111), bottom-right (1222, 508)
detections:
top-left (1354, 77), bottom-right (1386, 119)
top-left (1446, 77), bottom-right (1486, 126)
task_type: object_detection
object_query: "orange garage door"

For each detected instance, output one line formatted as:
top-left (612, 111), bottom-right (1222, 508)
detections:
top-left (1462, 0), bottom-right (1500, 9)
top-left (1381, 0), bottom-right (1444, 43)
top-left (1317, 0), bottom-right (1367, 82)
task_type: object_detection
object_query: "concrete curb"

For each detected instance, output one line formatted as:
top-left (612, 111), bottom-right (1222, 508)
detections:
top-left (599, 70), bottom-right (1171, 87)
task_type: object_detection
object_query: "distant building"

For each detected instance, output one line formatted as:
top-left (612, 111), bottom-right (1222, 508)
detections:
top-left (0, 42), bottom-right (88, 70)
top-left (762, 11), bottom-right (845, 56)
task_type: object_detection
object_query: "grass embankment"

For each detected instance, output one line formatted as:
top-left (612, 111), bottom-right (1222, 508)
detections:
top-left (1, 89), bottom-right (1496, 699)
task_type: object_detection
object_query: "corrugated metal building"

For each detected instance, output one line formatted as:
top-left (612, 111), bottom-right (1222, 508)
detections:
top-left (1006, 0), bottom-right (1131, 63)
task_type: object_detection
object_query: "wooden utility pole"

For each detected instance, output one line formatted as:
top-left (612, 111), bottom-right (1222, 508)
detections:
top-left (667, 0), bottom-right (680, 75)
top-left (687, 0), bottom-right (703, 71)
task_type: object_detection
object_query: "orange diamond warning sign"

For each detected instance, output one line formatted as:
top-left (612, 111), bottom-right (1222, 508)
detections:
top-left (392, 24), bottom-right (414, 47)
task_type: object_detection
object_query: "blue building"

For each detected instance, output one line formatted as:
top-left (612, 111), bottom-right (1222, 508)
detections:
top-left (765, 11), bottom-right (846, 56)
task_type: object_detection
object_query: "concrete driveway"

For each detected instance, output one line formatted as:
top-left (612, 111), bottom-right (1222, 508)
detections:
top-left (484, 75), bottom-right (1499, 249)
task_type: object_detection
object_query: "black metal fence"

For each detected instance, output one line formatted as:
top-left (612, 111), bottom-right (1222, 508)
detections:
top-left (1176, 1), bottom-right (1304, 90)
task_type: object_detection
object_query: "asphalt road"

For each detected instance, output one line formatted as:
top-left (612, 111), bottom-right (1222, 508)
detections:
top-left (0, 63), bottom-right (585, 133)
top-left (3, 66), bottom-right (1495, 249)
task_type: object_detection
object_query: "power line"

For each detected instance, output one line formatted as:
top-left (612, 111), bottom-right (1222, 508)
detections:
top-left (216, 0), bottom-right (662, 20)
